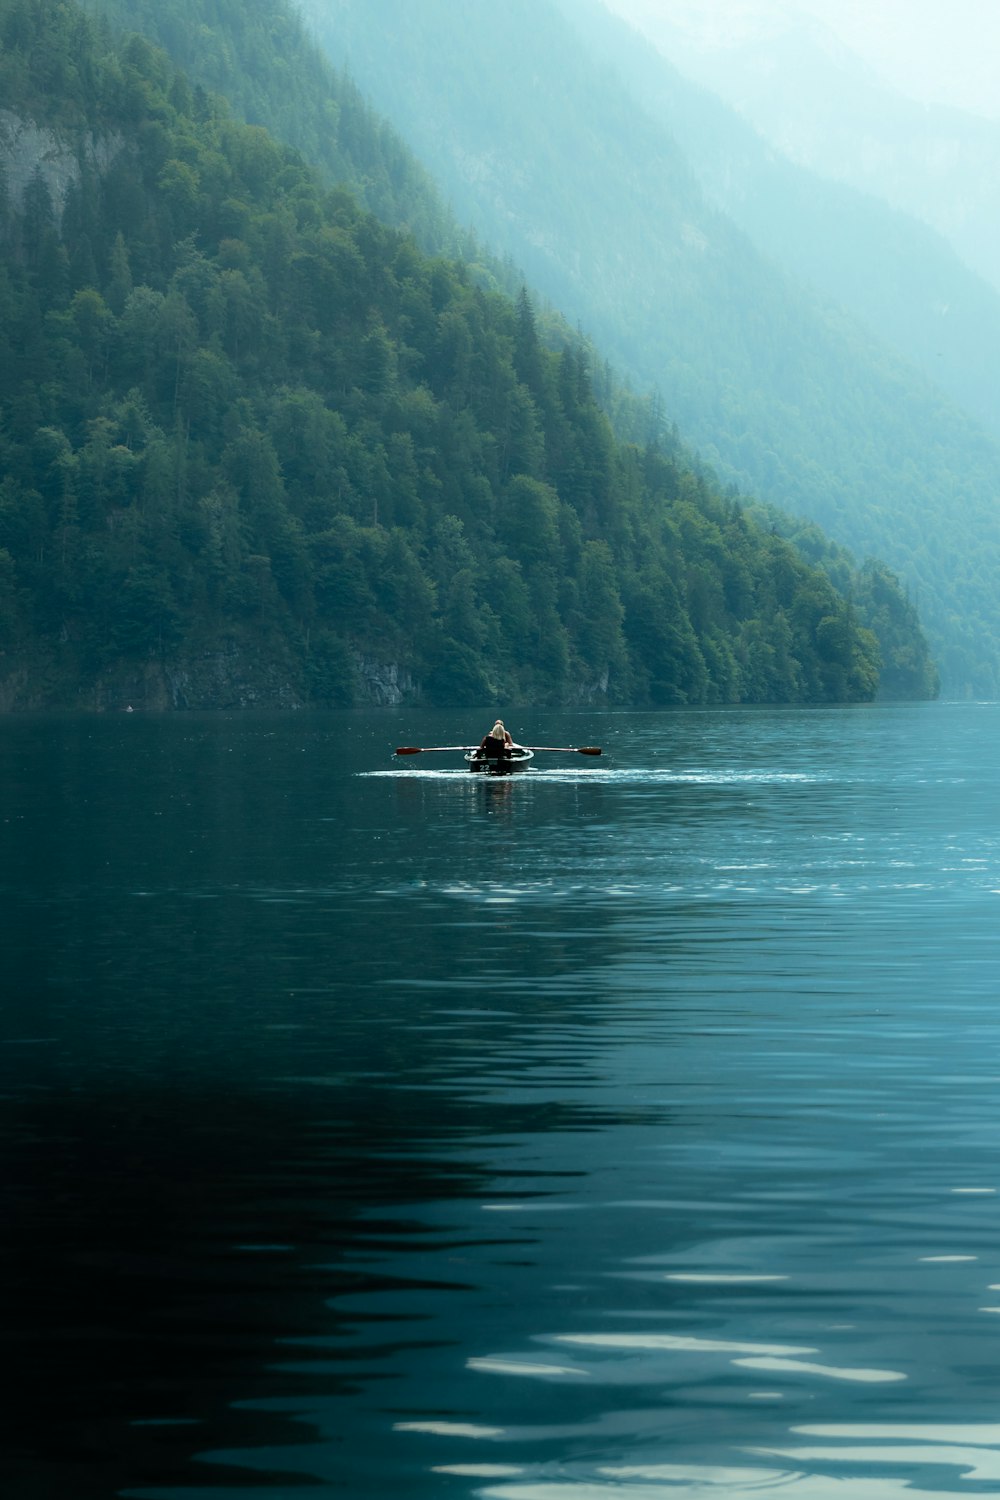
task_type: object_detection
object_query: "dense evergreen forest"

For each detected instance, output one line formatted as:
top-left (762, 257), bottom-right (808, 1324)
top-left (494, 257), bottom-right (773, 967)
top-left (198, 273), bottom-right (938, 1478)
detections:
top-left (0, 0), bottom-right (935, 709)
top-left (295, 0), bottom-right (1000, 699)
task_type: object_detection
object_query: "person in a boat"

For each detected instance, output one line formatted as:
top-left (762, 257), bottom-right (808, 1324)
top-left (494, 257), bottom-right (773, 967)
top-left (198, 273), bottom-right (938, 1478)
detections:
top-left (479, 719), bottom-right (515, 759)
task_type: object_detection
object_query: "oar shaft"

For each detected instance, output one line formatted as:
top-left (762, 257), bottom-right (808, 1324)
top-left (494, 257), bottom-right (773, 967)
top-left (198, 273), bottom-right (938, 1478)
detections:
top-left (396, 744), bottom-right (601, 756)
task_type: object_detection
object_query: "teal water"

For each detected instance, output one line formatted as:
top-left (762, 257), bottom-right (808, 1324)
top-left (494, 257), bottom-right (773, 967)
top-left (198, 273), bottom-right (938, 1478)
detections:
top-left (4, 702), bottom-right (1000, 1498)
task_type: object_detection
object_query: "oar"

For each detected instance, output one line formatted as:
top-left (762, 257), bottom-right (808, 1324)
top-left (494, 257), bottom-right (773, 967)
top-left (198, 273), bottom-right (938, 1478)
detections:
top-left (395, 745), bottom-right (477, 755)
top-left (524, 745), bottom-right (602, 755)
top-left (395, 743), bottom-right (602, 756)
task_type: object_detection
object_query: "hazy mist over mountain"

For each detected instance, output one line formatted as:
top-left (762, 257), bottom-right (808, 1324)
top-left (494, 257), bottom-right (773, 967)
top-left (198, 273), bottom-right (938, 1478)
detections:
top-left (568, 0), bottom-right (1000, 441)
top-left (607, 0), bottom-right (1000, 120)
top-left (608, 0), bottom-right (1000, 296)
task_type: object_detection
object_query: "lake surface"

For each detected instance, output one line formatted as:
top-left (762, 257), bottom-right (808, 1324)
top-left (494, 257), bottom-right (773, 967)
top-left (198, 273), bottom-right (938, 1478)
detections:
top-left (5, 701), bottom-right (1000, 1499)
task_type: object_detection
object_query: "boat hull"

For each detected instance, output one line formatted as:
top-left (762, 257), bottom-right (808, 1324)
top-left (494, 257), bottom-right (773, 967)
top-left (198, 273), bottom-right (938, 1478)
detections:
top-left (465, 747), bottom-right (534, 774)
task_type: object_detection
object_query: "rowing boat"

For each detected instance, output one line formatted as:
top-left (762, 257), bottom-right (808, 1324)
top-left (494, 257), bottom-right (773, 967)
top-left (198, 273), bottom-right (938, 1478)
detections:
top-left (464, 746), bottom-right (534, 775)
top-left (394, 743), bottom-right (600, 766)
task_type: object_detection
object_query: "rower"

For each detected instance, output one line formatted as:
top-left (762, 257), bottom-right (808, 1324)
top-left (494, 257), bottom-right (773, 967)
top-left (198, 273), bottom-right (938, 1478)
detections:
top-left (479, 718), bottom-right (514, 763)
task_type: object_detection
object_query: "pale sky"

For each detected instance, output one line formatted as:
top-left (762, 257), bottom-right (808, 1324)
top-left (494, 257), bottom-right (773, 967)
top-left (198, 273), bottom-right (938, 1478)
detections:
top-left (604, 0), bottom-right (1000, 119)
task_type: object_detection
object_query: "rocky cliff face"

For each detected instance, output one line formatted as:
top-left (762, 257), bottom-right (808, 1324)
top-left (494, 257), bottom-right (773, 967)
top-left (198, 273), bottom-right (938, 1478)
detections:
top-left (0, 640), bottom-right (421, 712)
top-left (0, 109), bottom-right (126, 226)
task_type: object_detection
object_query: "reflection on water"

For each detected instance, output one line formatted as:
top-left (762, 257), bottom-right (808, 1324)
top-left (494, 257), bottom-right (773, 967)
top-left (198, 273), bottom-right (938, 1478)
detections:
top-left (4, 703), bottom-right (1000, 1496)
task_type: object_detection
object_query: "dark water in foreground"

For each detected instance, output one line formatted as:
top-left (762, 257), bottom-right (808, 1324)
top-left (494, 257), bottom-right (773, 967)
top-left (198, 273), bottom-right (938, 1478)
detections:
top-left (4, 702), bottom-right (1000, 1499)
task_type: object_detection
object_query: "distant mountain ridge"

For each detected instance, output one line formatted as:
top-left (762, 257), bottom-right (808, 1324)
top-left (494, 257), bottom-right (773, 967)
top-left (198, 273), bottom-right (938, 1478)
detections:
top-left (294, 0), bottom-right (1000, 697)
top-left (569, 0), bottom-right (1000, 442)
top-left (612, 0), bottom-right (1000, 298)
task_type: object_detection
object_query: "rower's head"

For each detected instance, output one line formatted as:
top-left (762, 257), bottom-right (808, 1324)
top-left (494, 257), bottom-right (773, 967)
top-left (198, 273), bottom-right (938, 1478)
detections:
top-left (492, 719), bottom-right (505, 737)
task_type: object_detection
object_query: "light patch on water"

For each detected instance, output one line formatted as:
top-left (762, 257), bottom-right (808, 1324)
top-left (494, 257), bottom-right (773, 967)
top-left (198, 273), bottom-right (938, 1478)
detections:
top-left (950, 1186), bottom-right (996, 1194)
top-left (469, 1357), bottom-right (590, 1379)
top-left (395, 1420), bottom-right (505, 1439)
top-left (482, 1203), bottom-right (581, 1213)
top-left (439, 882), bottom-right (560, 902)
top-left (762, 1440), bottom-right (1000, 1483)
top-left (359, 768), bottom-right (471, 778)
top-left (734, 1355), bottom-right (906, 1384)
top-left (796, 1423), bottom-right (1000, 1443)
top-left (555, 1333), bottom-right (814, 1357)
top-left (920, 1254), bottom-right (977, 1261)
top-left (362, 765), bottom-right (821, 787)
top-left (476, 1476), bottom-right (960, 1499)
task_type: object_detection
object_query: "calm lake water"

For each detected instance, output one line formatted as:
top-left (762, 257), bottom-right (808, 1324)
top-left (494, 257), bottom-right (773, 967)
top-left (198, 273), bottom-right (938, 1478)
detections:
top-left (5, 702), bottom-right (1000, 1499)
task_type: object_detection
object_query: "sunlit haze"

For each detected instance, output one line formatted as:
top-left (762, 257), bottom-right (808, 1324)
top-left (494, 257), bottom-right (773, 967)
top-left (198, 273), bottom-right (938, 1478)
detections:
top-left (605, 0), bottom-right (1000, 118)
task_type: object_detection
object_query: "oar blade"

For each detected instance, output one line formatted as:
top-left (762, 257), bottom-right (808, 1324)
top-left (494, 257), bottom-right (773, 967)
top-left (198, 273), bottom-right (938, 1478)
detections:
top-left (394, 745), bottom-right (478, 755)
top-left (578, 747), bottom-right (602, 755)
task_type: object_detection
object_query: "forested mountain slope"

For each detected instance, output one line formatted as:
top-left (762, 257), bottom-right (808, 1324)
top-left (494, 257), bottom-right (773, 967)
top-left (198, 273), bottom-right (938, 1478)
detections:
top-left (76, 0), bottom-right (938, 700)
top-left (0, 0), bottom-right (925, 709)
top-left (79, 0), bottom-right (479, 267)
top-left (75, 0), bottom-right (690, 463)
top-left (296, 0), bottom-right (1000, 698)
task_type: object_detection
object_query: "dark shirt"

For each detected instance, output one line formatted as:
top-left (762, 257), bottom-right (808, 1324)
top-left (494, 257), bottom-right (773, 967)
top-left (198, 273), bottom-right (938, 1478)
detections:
top-left (479, 733), bottom-right (510, 759)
